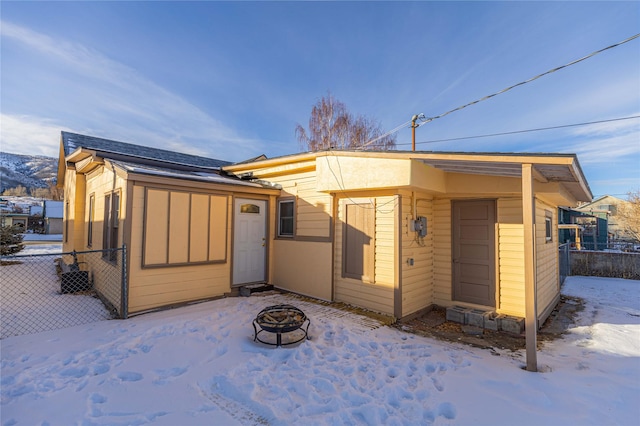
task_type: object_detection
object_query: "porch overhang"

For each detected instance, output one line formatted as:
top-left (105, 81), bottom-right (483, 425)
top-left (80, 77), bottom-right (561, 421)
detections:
top-left (311, 151), bottom-right (591, 205)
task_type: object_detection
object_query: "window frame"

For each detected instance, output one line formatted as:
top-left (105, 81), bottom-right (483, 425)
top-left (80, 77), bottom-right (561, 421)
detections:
top-left (64, 201), bottom-right (70, 243)
top-left (103, 190), bottom-right (121, 261)
top-left (277, 198), bottom-right (295, 238)
top-left (87, 194), bottom-right (95, 248)
top-left (545, 211), bottom-right (553, 243)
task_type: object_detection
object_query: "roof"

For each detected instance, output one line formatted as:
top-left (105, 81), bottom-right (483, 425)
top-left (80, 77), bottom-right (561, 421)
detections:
top-left (44, 201), bottom-right (63, 218)
top-left (61, 131), bottom-right (231, 170)
top-left (108, 159), bottom-right (279, 189)
top-left (223, 149), bottom-right (593, 202)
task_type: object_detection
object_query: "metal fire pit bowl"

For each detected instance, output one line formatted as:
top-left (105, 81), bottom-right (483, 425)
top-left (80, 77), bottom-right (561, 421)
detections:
top-left (253, 304), bottom-right (310, 347)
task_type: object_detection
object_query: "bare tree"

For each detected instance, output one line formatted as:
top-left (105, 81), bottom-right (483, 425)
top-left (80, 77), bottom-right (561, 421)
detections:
top-left (295, 93), bottom-right (396, 151)
top-left (616, 190), bottom-right (640, 242)
top-left (2, 186), bottom-right (28, 196)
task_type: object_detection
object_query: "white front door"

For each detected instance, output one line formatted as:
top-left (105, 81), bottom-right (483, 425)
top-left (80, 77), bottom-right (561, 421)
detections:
top-left (233, 198), bottom-right (267, 285)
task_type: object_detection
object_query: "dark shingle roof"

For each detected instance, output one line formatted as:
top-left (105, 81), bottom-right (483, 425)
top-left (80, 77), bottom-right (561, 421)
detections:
top-left (62, 131), bottom-right (231, 170)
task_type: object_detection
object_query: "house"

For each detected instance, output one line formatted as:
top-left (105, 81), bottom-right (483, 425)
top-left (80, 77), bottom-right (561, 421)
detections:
top-left (28, 200), bottom-right (64, 234)
top-left (575, 195), bottom-right (635, 243)
top-left (59, 131), bottom-right (592, 328)
top-left (57, 131), bottom-right (279, 315)
top-left (222, 150), bottom-right (592, 326)
top-left (43, 200), bottom-right (64, 234)
top-left (558, 207), bottom-right (607, 250)
top-left (0, 212), bottom-right (29, 229)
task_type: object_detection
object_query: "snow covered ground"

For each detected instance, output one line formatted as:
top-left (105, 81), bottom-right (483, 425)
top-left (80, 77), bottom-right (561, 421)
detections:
top-left (1, 242), bottom-right (111, 339)
top-left (1, 276), bottom-right (638, 425)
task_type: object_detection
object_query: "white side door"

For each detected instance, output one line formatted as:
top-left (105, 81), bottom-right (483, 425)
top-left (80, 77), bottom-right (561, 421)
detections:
top-left (233, 198), bottom-right (267, 285)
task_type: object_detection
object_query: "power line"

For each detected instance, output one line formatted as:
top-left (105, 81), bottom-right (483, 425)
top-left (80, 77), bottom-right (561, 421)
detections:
top-left (362, 33), bottom-right (640, 148)
top-left (393, 115), bottom-right (640, 147)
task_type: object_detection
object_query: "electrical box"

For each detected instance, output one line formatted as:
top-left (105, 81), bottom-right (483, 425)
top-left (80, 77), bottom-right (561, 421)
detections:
top-left (412, 216), bottom-right (427, 237)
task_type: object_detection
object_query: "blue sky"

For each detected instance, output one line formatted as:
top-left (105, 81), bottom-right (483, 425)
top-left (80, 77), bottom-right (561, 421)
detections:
top-left (1, 1), bottom-right (638, 199)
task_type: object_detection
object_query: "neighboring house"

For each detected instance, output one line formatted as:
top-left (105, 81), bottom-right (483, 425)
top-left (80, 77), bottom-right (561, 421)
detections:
top-left (43, 200), bottom-right (64, 234)
top-left (575, 195), bottom-right (634, 242)
top-left (0, 212), bottom-right (29, 229)
top-left (558, 207), bottom-right (607, 250)
top-left (60, 131), bottom-right (592, 327)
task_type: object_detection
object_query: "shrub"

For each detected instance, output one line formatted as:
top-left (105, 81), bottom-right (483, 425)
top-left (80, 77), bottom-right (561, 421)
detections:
top-left (0, 225), bottom-right (25, 255)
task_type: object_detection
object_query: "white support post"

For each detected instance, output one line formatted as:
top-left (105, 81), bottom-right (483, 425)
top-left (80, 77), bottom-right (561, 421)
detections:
top-left (522, 164), bottom-right (538, 372)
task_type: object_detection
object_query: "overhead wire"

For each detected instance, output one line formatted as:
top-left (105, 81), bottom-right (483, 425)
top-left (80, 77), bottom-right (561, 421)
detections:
top-left (361, 33), bottom-right (640, 149)
top-left (394, 115), bottom-right (640, 147)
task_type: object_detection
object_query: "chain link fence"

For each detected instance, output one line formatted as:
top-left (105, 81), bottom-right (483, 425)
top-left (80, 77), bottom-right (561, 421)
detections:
top-left (1, 246), bottom-right (127, 339)
top-left (558, 243), bottom-right (570, 285)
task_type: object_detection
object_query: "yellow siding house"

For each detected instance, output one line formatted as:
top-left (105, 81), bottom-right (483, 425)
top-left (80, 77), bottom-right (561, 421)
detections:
top-left (59, 132), bottom-right (592, 328)
top-left (223, 150), bottom-right (592, 327)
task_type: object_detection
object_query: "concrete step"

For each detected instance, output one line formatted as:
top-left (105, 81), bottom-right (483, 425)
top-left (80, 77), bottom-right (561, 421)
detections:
top-left (240, 284), bottom-right (274, 297)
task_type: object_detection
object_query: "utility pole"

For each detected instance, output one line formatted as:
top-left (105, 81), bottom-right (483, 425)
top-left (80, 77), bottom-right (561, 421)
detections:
top-left (411, 114), bottom-right (419, 151)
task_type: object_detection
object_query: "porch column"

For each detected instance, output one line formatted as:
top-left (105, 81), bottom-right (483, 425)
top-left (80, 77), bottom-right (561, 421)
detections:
top-left (522, 164), bottom-right (538, 372)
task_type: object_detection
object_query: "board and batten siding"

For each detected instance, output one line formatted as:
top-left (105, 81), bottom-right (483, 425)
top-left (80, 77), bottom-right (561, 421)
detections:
top-left (334, 196), bottom-right (395, 315)
top-left (400, 192), bottom-right (434, 317)
top-left (127, 185), bottom-right (232, 313)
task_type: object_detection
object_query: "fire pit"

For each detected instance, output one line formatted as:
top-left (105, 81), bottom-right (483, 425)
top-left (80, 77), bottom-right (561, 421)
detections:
top-left (252, 304), bottom-right (310, 347)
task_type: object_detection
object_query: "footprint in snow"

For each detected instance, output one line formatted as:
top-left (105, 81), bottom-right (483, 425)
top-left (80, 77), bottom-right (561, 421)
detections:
top-left (438, 402), bottom-right (456, 419)
top-left (117, 372), bottom-right (143, 382)
top-left (60, 366), bottom-right (89, 378)
top-left (90, 393), bottom-right (107, 404)
top-left (431, 377), bottom-right (444, 392)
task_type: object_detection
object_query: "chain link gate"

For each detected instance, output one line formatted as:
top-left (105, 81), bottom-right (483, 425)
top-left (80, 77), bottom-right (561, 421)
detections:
top-left (1, 245), bottom-right (127, 339)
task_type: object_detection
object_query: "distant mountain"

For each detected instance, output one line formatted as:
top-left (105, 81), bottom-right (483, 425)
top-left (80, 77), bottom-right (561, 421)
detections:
top-left (0, 152), bottom-right (58, 192)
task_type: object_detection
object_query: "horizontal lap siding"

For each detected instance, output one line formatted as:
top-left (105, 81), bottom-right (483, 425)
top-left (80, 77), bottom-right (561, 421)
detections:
top-left (536, 200), bottom-right (559, 317)
top-left (83, 169), bottom-right (128, 309)
top-left (334, 197), bottom-right (394, 315)
top-left (277, 171), bottom-right (331, 238)
top-left (259, 167), bottom-right (333, 297)
top-left (401, 193), bottom-right (434, 317)
top-left (375, 196), bottom-right (396, 286)
top-left (128, 185), bottom-right (232, 313)
top-left (497, 199), bottom-right (524, 316)
top-left (432, 199), bottom-right (452, 306)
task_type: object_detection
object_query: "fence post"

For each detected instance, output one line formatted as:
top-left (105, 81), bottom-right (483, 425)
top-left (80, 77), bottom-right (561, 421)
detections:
top-left (121, 244), bottom-right (128, 319)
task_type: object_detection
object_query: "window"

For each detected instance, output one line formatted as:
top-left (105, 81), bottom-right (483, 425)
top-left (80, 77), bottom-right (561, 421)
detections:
top-left (277, 199), bottom-right (295, 237)
top-left (545, 211), bottom-right (553, 243)
top-left (87, 195), bottom-right (95, 247)
top-left (64, 201), bottom-right (70, 243)
top-left (240, 203), bottom-right (260, 214)
top-left (103, 192), bottom-right (120, 260)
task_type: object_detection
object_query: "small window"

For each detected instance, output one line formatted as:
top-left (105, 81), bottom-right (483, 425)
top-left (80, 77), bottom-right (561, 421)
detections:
top-left (103, 191), bottom-right (120, 261)
top-left (545, 212), bottom-right (553, 243)
top-left (87, 195), bottom-right (95, 247)
top-left (277, 199), bottom-right (295, 237)
top-left (240, 204), bottom-right (260, 214)
top-left (64, 201), bottom-right (70, 243)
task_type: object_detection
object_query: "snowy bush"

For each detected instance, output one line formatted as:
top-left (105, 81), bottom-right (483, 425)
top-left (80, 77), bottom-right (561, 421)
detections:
top-left (0, 225), bottom-right (25, 255)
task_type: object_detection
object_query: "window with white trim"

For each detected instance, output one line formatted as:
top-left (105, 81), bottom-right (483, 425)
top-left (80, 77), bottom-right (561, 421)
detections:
top-left (277, 199), bottom-right (295, 237)
top-left (545, 211), bottom-right (553, 243)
